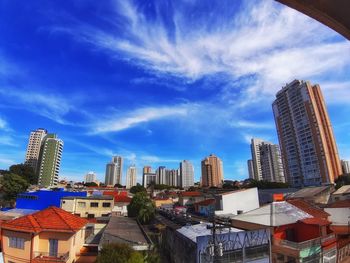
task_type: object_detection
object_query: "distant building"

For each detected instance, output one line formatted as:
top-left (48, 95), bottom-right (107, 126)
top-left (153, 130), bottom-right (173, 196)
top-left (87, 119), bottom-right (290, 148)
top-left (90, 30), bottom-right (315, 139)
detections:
top-left (247, 159), bottom-right (254, 179)
top-left (85, 171), bottom-right (96, 183)
top-left (248, 138), bottom-right (285, 182)
top-left (37, 133), bottom-right (64, 187)
top-left (60, 195), bottom-right (114, 218)
top-left (341, 160), bottom-right (350, 174)
top-left (16, 189), bottom-right (87, 210)
top-left (1, 207), bottom-right (88, 263)
top-left (24, 128), bottom-right (47, 174)
top-left (330, 185), bottom-right (350, 202)
top-left (201, 154), bottom-right (223, 187)
top-left (156, 166), bottom-right (167, 185)
top-left (105, 156), bottom-right (123, 186)
top-left (143, 166), bottom-right (152, 174)
top-left (126, 165), bottom-right (137, 189)
top-left (180, 160), bottom-right (194, 188)
top-left (273, 80), bottom-right (342, 187)
top-left (143, 173), bottom-right (156, 187)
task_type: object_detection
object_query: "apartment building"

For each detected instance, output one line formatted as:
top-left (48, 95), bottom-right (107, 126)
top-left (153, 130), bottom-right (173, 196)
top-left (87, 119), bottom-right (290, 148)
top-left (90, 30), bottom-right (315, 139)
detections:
top-left (60, 195), bottom-right (114, 218)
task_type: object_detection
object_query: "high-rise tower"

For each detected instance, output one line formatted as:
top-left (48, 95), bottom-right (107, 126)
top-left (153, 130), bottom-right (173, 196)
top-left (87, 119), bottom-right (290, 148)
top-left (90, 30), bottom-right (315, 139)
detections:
top-left (126, 165), bottom-right (137, 189)
top-left (273, 80), bottom-right (341, 187)
top-left (105, 156), bottom-right (123, 186)
top-left (201, 154), bottom-right (223, 187)
top-left (179, 160), bottom-right (194, 188)
top-left (37, 134), bottom-right (63, 187)
top-left (25, 128), bottom-right (47, 175)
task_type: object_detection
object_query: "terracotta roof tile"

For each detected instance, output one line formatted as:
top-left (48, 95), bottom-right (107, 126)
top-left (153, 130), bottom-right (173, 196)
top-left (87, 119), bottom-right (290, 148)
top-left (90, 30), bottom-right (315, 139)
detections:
top-left (194, 199), bottom-right (215, 206)
top-left (180, 191), bottom-right (202, 197)
top-left (103, 191), bottom-right (131, 203)
top-left (327, 200), bottom-right (350, 208)
top-left (300, 217), bottom-right (330, 226)
top-left (1, 206), bottom-right (88, 233)
top-left (287, 199), bottom-right (329, 218)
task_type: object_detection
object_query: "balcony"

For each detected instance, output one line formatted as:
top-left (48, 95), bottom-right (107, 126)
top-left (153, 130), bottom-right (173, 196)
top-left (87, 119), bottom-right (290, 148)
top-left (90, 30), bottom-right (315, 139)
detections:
top-left (274, 237), bottom-right (321, 251)
top-left (33, 252), bottom-right (69, 262)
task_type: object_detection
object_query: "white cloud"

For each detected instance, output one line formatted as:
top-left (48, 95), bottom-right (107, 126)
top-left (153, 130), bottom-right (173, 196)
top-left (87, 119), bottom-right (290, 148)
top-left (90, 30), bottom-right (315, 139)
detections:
top-left (55, 0), bottom-right (350, 107)
top-left (231, 120), bottom-right (275, 130)
top-left (93, 104), bottom-right (189, 133)
top-left (0, 117), bottom-right (7, 130)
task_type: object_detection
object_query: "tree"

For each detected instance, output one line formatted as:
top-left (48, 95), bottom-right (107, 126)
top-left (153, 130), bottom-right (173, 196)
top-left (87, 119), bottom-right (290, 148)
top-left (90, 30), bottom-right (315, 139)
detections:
top-left (114, 183), bottom-right (124, 188)
top-left (9, 164), bottom-right (37, 184)
top-left (84, 182), bottom-right (98, 187)
top-left (130, 183), bottom-right (146, 194)
top-left (97, 243), bottom-right (144, 263)
top-left (0, 173), bottom-right (29, 205)
top-left (128, 192), bottom-right (155, 224)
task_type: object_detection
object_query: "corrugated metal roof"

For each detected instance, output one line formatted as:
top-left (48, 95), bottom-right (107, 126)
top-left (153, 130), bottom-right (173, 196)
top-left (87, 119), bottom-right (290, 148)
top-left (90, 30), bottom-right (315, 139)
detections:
top-left (332, 185), bottom-right (350, 195)
top-left (288, 186), bottom-right (330, 198)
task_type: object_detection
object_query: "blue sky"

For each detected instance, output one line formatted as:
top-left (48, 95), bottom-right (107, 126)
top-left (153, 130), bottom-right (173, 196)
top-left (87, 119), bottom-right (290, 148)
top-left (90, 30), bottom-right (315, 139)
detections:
top-left (1, 0), bottom-right (350, 184)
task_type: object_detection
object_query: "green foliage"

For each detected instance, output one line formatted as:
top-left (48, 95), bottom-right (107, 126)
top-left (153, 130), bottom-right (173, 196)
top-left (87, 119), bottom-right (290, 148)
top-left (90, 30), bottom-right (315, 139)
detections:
top-left (0, 173), bottom-right (29, 203)
top-left (335, 174), bottom-right (350, 189)
top-left (246, 179), bottom-right (289, 189)
top-left (97, 243), bottom-right (144, 263)
top-left (130, 183), bottom-right (146, 194)
top-left (114, 183), bottom-right (124, 188)
top-left (9, 164), bottom-right (37, 184)
top-left (128, 192), bottom-right (155, 224)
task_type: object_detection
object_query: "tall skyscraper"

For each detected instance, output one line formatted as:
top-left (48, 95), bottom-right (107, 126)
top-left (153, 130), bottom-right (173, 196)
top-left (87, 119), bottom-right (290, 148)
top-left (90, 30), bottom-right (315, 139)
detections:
top-left (25, 128), bottom-right (47, 175)
top-left (248, 138), bottom-right (285, 183)
top-left (155, 166), bottom-right (166, 185)
top-left (126, 165), bottom-right (137, 189)
top-left (201, 154), bottom-right (224, 187)
top-left (273, 80), bottom-right (342, 187)
top-left (105, 156), bottom-right (123, 186)
top-left (247, 160), bottom-right (254, 180)
top-left (250, 138), bottom-right (264, 181)
top-left (37, 134), bottom-right (63, 187)
top-left (180, 160), bottom-right (194, 188)
top-left (143, 166), bottom-right (152, 174)
top-left (341, 160), bottom-right (350, 174)
top-left (85, 171), bottom-right (96, 183)
top-left (143, 173), bottom-right (156, 187)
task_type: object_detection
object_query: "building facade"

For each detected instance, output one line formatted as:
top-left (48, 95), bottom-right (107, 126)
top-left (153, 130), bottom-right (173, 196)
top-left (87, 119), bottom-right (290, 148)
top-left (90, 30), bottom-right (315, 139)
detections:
top-left (105, 156), bottom-right (123, 186)
top-left (85, 171), bottom-right (97, 183)
top-left (24, 128), bottom-right (47, 175)
top-left (143, 173), bottom-right (156, 187)
top-left (37, 134), bottom-right (64, 187)
top-left (180, 160), bottom-right (194, 188)
top-left (126, 165), bottom-right (137, 189)
top-left (201, 154), bottom-right (223, 187)
top-left (156, 166), bottom-right (167, 185)
top-left (341, 160), bottom-right (350, 174)
top-left (249, 138), bottom-right (285, 183)
top-left (272, 80), bottom-right (342, 187)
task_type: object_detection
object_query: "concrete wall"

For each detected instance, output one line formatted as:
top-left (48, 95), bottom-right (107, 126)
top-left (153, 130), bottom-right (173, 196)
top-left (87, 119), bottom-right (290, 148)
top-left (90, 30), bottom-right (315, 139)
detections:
top-left (325, 207), bottom-right (350, 225)
top-left (61, 198), bottom-right (114, 218)
top-left (215, 188), bottom-right (259, 215)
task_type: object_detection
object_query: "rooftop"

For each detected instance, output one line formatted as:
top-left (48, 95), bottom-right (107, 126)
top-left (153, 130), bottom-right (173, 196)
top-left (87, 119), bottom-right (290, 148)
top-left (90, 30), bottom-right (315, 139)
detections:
top-left (287, 199), bottom-right (329, 218)
top-left (326, 200), bottom-right (350, 208)
top-left (100, 216), bottom-right (149, 246)
top-left (1, 206), bottom-right (88, 233)
top-left (177, 223), bottom-right (242, 243)
top-left (332, 185), bottom-right (350, 195)
top-left (180, 191), bottom-right (202, 197)
top-left (194, 199), bottom-right (215, 206)
top-left (232, 201), bottom-right (312, 227)
top-left (287, 186), bottom-right (331, 199)
top-left (61, 195), bottom-right (114, 200)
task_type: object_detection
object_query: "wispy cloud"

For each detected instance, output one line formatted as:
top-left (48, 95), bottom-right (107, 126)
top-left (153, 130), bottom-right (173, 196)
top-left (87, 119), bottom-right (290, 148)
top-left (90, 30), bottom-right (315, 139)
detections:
top-left (0, 117), bottom-right (8, 130)
top-left (92, 104), bottom-right (189, 133)
top-left (52, 0), bottom-right (350, 106)
top-left (230, 120), bottom-right (275, 130)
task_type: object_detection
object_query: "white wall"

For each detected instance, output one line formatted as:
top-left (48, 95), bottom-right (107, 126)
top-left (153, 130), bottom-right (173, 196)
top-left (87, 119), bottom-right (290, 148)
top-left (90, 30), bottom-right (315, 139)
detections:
top-left (215, 188), bottom-right (259, 215)
top-left (325, 207), bottom-right (350, 225)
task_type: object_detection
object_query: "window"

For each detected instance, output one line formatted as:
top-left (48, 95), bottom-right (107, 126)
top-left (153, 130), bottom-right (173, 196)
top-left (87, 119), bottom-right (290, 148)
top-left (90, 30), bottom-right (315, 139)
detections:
top-left (102, 202), bottom-right (111, 208)
top-left (87, 214), bottom-right (95, 218)
top-left (90, 202), bottom-right (99, 207)
top-left (78, 202), bottom-right (86, 208)
top-left (9, 237), bottom-right (25, 249)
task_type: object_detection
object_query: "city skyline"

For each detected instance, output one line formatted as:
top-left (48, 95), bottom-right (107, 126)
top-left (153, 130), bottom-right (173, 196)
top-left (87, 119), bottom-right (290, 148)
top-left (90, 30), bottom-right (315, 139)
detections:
top-left (1, 0), bottom-right (350, 183)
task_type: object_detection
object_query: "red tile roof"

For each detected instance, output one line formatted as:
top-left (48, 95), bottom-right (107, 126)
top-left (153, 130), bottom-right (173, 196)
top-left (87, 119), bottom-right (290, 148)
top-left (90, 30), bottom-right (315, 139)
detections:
top-left (330, 225), bottom-right (350, 235)
top-left (194, 199), bottom-right (215, 206)
top-left (1, 206), bottom-right (88, 233)
top-left (180, 191), bottom-right (202, 197)
top-left (287, 199), bottom-right (329, 218)
top-left (103, 191), bottom-right (131, 203)
top-left (299, 218), bottom-right (330, 226)
top-left (327, 200), bottom-right (350, 208)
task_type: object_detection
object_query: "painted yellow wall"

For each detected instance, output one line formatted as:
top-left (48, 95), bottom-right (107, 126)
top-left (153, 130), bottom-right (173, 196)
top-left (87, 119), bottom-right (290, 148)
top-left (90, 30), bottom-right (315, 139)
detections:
top-left (61, 198), bottom-right (114, 218)
top-left (2, 230), bottom-right (32, 263)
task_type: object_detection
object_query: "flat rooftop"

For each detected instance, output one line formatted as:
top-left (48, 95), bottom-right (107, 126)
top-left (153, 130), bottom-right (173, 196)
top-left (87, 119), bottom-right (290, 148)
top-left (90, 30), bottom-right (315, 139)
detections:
top-left (99, 216), bottom-right (149, 246)
top-left (61, 195), bottom-right (113, 200)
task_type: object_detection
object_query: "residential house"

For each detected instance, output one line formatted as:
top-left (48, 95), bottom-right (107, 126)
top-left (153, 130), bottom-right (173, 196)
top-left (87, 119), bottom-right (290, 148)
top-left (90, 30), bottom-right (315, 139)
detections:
top-left (60, 195), bottom-right (114, 218)
top-left (178, 192), bottom-right (204, 206)
top-left (153, 198), bottom-right (173, 208)
top-left (193, 199), bottom-right (215, 217)
top-left (287, 185), bottom-right (334, 205)
top-left (325, 200), bottom-right (350, 262)
top-left (1, 206), bottom-right (88, 263)
top-left (330, 185), bottom-right (350, 203)
top-left (230, 201), bottom-right (337, 263)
